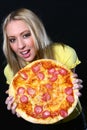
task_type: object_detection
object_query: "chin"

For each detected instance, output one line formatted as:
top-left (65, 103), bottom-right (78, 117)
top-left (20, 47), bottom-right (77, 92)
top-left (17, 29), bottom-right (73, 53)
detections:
top-left (24, 57), bottom-right (35, 62)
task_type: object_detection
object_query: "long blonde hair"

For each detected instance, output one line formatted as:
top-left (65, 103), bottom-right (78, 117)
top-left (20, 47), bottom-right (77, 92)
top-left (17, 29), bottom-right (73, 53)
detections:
top-left (2, 8), bottom-right (52, 75)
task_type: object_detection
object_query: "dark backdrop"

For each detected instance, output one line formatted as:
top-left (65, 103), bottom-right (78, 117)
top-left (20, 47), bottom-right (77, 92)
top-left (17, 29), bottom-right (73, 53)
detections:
top-left (0, 0), bottom-right (87, 129)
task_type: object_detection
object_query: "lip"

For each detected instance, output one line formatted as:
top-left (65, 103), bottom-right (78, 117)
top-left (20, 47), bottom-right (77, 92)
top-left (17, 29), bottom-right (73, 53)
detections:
top-left (20, 49), bottom-right (31, 58)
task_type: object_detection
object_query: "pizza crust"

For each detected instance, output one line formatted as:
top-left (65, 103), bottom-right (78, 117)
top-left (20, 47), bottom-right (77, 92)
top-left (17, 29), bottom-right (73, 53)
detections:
top-left (9, 59), bottom-right (78, 124)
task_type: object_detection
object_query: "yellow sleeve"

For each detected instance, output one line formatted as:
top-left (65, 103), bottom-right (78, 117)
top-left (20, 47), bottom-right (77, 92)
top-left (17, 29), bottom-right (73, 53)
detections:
top-left (4, 64), bottom-right (14, 85)
top-left (51, 43), bottom-right (81, 69)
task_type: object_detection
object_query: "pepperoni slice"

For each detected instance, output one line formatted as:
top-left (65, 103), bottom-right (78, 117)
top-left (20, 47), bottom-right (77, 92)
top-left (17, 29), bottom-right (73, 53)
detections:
top-left (19, 72), bottom-right (28, 80)
top-left (27, 87), bottom-right (36, 97)
top-left (66, 95), bottom-right (74, 103)
top-left (53, 70), bottom-right (60, 75)
top-left (37, 72), bottom-right (45, 80)
top-left (17, 87), bottom-right (25, 95)
top-left (42, 110), bottom-right (51, 118)
top-left (49, 75), bottom-right (58, 82)
top-left (20, 95), bottom-right (28, 103)
top-left (48, 68), bottom-right (56, 74)
top-left (59, 68), bottom-right (68, 75)
top-left (45, 83), bottom-right (53, 89)
top-left (42, 93), bottom-right (51, 101)
top-left (34, 105), bottom-right (43, 114)
top-left (59, 109), bottom-right (68, 117)
top-left (32, 64), bottom-right (40, 73)
top-left (65, 87), bottom-right (73, 95)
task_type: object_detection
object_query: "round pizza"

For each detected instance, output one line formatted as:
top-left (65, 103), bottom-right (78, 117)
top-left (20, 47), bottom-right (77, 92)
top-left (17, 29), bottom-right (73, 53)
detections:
top-left (8, 59), bottom-right (78, 124)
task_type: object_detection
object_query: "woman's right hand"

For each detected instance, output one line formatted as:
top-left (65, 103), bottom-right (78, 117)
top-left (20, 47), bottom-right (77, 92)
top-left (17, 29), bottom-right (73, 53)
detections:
top-left (5, 96), bottom-right (20, 117)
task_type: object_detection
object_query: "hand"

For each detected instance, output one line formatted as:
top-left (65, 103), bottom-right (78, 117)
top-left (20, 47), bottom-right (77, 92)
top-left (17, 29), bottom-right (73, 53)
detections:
top-left (72, 73), bottom-right (83, 97)
top-left (5, 96), bottom-right (20, 117)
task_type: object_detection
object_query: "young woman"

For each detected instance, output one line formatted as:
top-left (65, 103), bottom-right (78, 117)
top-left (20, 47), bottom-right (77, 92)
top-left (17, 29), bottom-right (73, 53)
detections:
top-left (2, 8), bottom-right (87, 130)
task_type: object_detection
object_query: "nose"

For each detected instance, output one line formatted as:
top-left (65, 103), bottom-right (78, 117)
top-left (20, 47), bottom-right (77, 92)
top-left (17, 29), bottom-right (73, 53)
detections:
top-left (17, 38), bottom-right (26, 49)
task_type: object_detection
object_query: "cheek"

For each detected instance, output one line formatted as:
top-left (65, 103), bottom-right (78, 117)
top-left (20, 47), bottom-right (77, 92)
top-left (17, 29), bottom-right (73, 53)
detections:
top-left (10, 44), bottom-right (17, 52)
top-left (28, 37), bottom-right (35, 47)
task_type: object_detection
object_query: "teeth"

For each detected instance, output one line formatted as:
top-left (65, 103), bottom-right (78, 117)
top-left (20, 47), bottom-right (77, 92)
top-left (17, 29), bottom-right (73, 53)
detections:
top-left (21, 51), bottom-right (28, 55)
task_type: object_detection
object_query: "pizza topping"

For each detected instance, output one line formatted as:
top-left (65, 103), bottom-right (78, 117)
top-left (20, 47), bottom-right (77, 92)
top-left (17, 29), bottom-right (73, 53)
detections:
top-left (66, 95), bottom-right (74, 103)
top-left (53, 70), bottom-right (60, 75)
top-left (45, 83), bottom-right (53, 89)
top-left (42, 92), bottom-right (51, 101)
top-left (42, 110), bottom-right (51, 118)
top-left (17, 87), bottom-right (25, 95)
top-left (49, 75), bottom-right (58, 82)
top-left (59, 109), bottom-right (68, 117)
top-left (48, 68), bottom-right (59, 76)
top-left (32, 64), bottom-right (40, 73)
top-left (27, 87), bottom-right (36, 97)
top-left (48, 67), bottom-right (56, 74)
top-left (34, 105), bottom-right (43, 114)
top-left (65, 87), bottom-right (73, 95)
top-left (19, 72), bottom-right (28, 80)
top-left (59, 68), bottom-right (68, 75)
top-left (20, 95), bottom-right (28, 103)
top-left (37, 72), bottom-right (45, 80)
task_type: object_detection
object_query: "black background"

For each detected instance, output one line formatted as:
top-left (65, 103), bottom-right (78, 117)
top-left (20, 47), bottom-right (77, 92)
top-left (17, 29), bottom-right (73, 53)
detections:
top-left (0, 0), bottom-right (87, 129)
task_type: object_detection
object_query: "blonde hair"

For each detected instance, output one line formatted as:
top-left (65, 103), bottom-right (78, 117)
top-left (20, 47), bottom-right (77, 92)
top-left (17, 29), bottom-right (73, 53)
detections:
top-left (2, 8), bottom-right (52, 74)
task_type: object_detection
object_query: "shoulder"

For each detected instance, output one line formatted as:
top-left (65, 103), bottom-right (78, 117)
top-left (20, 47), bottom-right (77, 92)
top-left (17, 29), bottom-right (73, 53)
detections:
top-left (51, 42), bottom-right (76, 53)
top-left (51, 42), bottom-right (81, 69)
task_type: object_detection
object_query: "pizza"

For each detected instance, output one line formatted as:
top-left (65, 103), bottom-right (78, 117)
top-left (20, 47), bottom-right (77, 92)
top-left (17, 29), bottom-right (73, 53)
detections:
top-left (8, 59), bottom-right (78, 124)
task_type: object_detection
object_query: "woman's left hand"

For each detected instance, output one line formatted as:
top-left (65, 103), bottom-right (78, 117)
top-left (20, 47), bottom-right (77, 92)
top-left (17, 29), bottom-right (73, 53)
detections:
top-left (72, 73), bottom-right (83, 97)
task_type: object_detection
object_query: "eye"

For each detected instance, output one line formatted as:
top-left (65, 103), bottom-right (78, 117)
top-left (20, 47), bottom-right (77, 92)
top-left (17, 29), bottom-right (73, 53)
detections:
top-left (8, 38), bottom-right (16, 43)
top-left (23, 32), bottom-right (31, 38)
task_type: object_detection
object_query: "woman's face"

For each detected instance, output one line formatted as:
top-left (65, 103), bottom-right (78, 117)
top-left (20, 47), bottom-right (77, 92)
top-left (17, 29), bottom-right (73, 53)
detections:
top-left (6, 20), bottom-right (37, 62)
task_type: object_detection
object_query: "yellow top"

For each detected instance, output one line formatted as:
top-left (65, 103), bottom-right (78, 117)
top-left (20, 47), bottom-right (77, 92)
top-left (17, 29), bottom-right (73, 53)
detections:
top-left (4, 43), bottom-right (82, 122)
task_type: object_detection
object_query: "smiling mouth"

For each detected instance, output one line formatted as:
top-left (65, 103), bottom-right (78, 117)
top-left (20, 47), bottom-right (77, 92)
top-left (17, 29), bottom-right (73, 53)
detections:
top-left (20, 49), bottom-right (31, 58)
top-left (21, 50), bottom-right (30, 54)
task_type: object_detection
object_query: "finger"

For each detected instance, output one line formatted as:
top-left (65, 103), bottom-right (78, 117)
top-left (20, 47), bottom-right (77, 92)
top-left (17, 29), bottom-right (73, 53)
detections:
top-left (71, 73), bottom-right (78, 78)
top-left (73, 84), bottom-right (83, 89)
top-left (5, 90), bottom-right (9, 94)
top-left (6, 98), bottom-right (14, 110)
top-left (73, 79), bottom-right (83, 84)
top-left (5, 96), bottom-right (13, 104)
top-left (73, 84), bottom-right (83, 90)
top-left (75, 91), bottom-right (82, 97)
top-left (7, 101), bottom-right (13, 110)
top-left (11, 102), bottom-right (17, 114)
top-left (16, 112), bottom-right (21, 118)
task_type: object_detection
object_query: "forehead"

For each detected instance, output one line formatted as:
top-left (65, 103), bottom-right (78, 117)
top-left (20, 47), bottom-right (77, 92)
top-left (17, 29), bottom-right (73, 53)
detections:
top-left (6, 20), bottom-right (29, 36)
